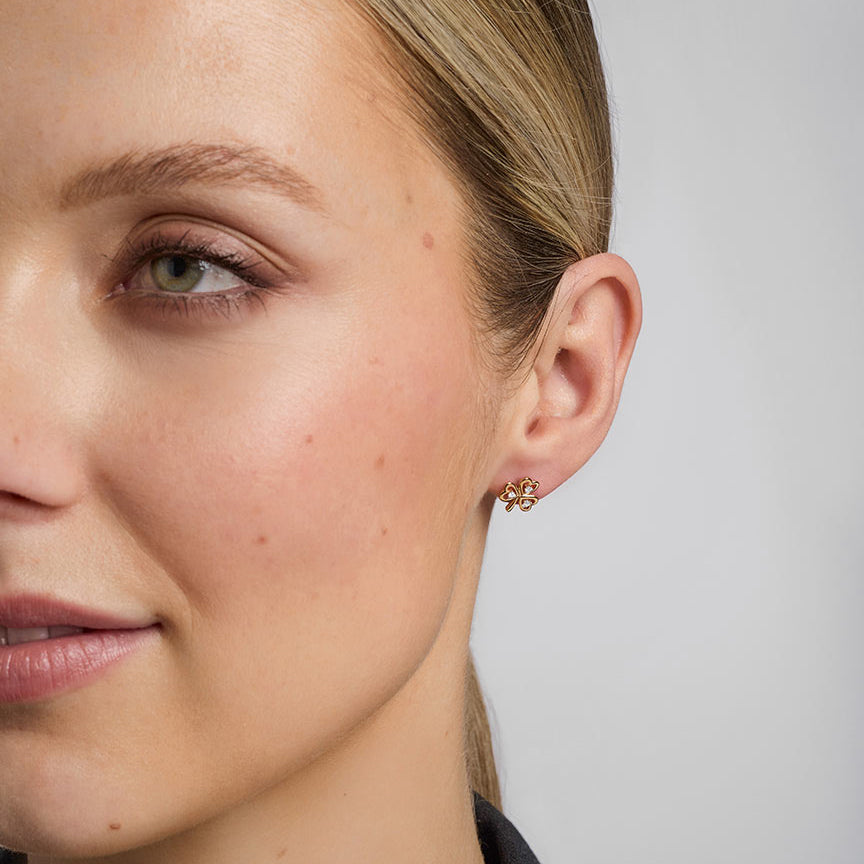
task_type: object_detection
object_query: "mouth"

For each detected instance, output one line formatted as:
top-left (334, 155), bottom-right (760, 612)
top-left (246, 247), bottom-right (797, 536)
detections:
top-left (0, 625), bottom-right (96, 646)
top-left (0, 593), bottom-right (161, 703)
top-left (0, 592), bottom-right (157, 630)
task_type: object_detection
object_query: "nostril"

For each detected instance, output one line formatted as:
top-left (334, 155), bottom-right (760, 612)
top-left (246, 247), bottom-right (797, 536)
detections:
top-left (0, 428), bottom-right (88, 508)
top-left (0, 489), bottom-right (68, 524)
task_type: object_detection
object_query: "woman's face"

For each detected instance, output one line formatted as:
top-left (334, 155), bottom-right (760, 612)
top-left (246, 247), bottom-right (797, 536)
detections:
top-left (0, 0), bottom-right (496, 851)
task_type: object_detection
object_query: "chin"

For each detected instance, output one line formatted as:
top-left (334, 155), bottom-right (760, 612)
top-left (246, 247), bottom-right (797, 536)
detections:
top-left (0, 788), bottom-right (168, 860)
top-left (0, 744), bottom-right (151, 859)
top-left (1, 807), bottom-right (125, 860)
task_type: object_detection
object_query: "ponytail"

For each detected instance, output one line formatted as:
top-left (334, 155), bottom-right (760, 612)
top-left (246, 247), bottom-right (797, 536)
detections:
top-left (465, 652), bottom-right (501, 809)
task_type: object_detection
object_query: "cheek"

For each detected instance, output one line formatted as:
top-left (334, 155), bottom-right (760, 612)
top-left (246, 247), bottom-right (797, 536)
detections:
top-left (88, 296), bottom-right (480, 764)
top-left (96, 335), bottom-right (472, 596)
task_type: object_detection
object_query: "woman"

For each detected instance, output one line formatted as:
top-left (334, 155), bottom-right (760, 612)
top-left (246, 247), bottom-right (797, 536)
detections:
top-left (0, 0), bottom-right (641, 861)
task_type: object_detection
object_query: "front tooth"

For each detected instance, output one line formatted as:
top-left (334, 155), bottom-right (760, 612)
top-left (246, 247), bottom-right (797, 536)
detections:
top-left (7, 627), bottom-right (51, 645)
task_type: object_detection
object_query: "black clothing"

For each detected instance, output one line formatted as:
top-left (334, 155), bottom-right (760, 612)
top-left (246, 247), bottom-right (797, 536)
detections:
top-left (474, 792), bottom-right (541, 864)
top-left (1, 793), bottom-right (540, 864)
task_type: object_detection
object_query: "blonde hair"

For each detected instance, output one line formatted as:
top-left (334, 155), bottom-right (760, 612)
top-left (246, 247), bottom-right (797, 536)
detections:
top-left (350, 0), bottom-right (614, 806)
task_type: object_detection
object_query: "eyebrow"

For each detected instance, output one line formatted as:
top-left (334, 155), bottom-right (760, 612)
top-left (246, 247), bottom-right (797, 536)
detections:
top-left (58, 142), bottom-right (326, 213)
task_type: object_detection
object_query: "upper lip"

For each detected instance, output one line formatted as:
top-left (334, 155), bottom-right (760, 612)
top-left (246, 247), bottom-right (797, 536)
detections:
top-left (0, 593), bottom-right (156, 630)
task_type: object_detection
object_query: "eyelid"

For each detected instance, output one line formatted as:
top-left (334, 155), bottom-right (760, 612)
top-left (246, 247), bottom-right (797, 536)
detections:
top-left (110, 226), bottom-right (282, 288)
top-left (118, 213), bottom-right (304, 276)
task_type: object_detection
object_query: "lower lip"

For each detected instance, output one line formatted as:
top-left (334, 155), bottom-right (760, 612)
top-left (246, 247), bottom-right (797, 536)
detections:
top-left (0, 626), bottom-right (160, 704)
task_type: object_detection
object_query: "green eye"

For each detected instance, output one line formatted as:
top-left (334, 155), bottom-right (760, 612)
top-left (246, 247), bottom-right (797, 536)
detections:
top-left (150, 255), bottom-right (209, 293)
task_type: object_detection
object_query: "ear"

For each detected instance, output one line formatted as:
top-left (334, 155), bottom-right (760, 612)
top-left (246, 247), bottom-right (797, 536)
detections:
top-left (488, 253), bottom-right (642, 501)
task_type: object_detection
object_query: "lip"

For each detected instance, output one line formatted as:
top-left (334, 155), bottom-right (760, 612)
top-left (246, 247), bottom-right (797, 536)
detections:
top-left (0, 593), bottom-right (157, 629)
top-left (0, 593), bottom-right (160, 704)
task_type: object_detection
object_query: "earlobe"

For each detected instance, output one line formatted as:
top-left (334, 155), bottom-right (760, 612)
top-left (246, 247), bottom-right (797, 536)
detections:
top-left (489, 253), bottom-right (642, 502)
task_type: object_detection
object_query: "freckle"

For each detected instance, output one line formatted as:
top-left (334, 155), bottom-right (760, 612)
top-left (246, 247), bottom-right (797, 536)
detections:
top-left (305, 434), bottom-right (314, 445)
top-left (381, 526), bottom-right (388, 536)
top-left (109, 823), bottom-right (122, 830)
top-left (422, 232), bottom-right (434, 249)
top-left (405, 191), bottom-right (413, 204)
top-left (12, 435), bottom-right (19, 445)
top-left (375, 454), bottom-right (385, 469)
top-left (368, 355), bottom-right (381, 365)
top-left (277, 849), bottom-right (287, 859)
top-left (256, 535), bottom-right (268, 545)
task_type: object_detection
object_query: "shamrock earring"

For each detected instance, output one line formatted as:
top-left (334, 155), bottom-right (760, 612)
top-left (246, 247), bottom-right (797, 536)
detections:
top-left (497, 477), bottom-right (540, 512)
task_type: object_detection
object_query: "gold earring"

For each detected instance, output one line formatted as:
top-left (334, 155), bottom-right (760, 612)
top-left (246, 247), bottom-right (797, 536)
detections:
top-left (497, 477), bottom-right (540, 512)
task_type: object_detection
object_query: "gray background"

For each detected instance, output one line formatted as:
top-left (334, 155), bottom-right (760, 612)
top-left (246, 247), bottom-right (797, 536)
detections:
top-left (472, 1), bottom-right (864, 862)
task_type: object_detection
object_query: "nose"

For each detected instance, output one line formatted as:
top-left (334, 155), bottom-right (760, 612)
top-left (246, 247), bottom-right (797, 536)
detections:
top-left (0, 279), bottom-right (89, 514)
top-left (0, 412), bottom-right (86, 512)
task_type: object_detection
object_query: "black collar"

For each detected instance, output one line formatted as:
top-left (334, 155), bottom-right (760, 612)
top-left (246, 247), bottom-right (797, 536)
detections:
top-left (474, 792), bottom-right (541, 864)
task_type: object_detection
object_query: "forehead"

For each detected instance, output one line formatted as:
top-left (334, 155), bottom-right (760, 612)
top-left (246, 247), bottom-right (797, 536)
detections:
top-left (0, 0), bottom-right (447, 222)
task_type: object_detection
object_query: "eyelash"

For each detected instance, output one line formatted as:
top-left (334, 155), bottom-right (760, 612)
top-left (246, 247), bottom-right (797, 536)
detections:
top-left (105, 230), bottom-right (290, 321)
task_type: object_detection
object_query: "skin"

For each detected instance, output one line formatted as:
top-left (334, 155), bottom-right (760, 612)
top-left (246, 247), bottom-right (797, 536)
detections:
top-left (0, 0), bottom-right (642, 862)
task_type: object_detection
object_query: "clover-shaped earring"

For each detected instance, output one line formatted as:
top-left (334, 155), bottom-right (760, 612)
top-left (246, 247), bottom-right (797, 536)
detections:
top-left (497, 477), bottom-right (540, 512)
